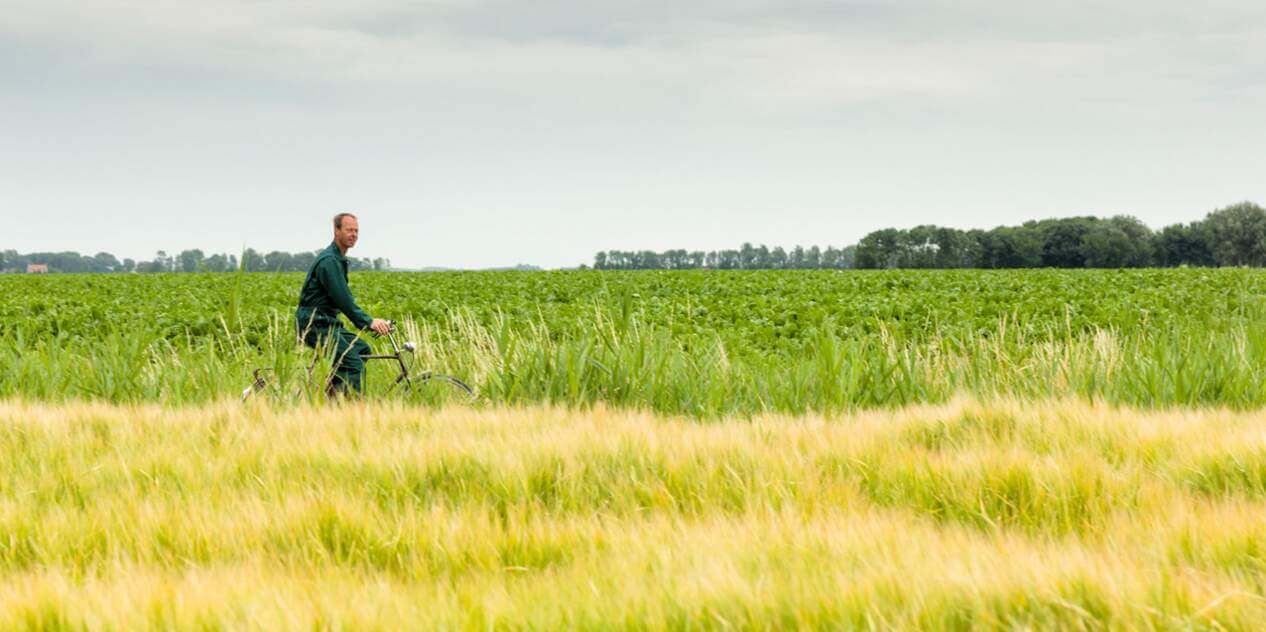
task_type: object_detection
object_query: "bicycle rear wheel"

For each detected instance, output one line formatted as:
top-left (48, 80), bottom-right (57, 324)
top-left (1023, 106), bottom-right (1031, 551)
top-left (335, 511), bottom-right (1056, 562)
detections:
top-left (240, 368), bottom-right (273, 402)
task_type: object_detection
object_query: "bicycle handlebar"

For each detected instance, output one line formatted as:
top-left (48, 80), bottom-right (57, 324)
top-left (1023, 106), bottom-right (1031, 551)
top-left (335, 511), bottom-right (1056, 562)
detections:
top-left (369, 319), bottom-right (396, 337)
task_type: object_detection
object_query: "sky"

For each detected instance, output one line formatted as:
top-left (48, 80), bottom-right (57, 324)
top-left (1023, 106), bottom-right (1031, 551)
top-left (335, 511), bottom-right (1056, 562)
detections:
top-left (4, 1), bottom-right (1265, 269)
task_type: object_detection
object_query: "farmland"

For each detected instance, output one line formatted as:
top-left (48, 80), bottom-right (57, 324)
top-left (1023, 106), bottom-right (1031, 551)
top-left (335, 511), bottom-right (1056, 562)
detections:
top-left (4, 269), bottom-right (1266, 629)
top-left (2, 269), bottom-right (1265, 413)
top-left (5, 398), bottom-right (1266, 628)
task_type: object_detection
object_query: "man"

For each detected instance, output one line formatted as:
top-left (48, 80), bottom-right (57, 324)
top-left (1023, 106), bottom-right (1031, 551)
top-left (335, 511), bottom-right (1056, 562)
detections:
top-left (295, 213), bottom-right (391, 396)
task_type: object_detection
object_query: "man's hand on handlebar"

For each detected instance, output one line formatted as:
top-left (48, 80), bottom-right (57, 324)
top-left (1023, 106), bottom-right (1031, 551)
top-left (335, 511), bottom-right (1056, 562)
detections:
top-left (369, 319), bottom-right (393, 336)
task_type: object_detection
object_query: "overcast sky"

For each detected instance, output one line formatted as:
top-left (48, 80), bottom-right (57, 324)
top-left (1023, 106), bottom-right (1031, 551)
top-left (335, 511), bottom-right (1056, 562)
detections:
top-left (4, 1), bottom-right (1265, 268)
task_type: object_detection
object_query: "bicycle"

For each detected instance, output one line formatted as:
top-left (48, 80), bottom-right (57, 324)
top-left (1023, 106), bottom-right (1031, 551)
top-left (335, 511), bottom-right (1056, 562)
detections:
top-left (240, 320), bottom-right (474, 402)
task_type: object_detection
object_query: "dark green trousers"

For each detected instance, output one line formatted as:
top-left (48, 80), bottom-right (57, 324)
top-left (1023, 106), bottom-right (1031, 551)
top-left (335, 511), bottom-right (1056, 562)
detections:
top-left (302, 326), bottom-right (370, 393)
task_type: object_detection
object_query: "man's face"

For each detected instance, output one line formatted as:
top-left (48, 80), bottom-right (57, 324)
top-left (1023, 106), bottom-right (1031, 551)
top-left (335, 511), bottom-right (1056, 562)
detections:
top-left (335, 217), bottom-right (359, 251)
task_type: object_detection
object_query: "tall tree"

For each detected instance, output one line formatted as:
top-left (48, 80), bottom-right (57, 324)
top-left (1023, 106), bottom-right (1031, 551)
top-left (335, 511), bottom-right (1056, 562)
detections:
top-left (203, 254), bottom-right (228, 273)
top-left (805, 245), bottom-right (822, 269)
top-left (1079, 216), bottom-right (1153, 268)
top-left (754, 244), bottom-right (771, 268)
top-left (262, 251), bottom-right (291, 272)
top-left (933, 228), bottom-right (978, 268)
top-left (1037, 218), bottom-right (1096, 268)
top-left (93, 252), bottom-right (121, 272)
top-left (770, 246), bottom-right (788, 269)
top-left (1156, 222), bottom-right (1213, 267)
top-left (240, 249), bottom-right (262, 272)
top-left (820, 247), bottom-right (839, 269)
top-left (789, 246), bottom-right (805, 269)
top-left (739, 243), bottom-right (757, 269)
top-left (900, 226), bottom-right (938, 268)
top-left (1204, 202), bottom-right (1266, 267)
top-left (178, 249), bottom-right (205, 273)
top-left (1079, 223), bottom-right (1134, 268)
top-left (1107, 215), bottom-right (1155, 267)
top-left (854, 229), bottom-right (902, 269)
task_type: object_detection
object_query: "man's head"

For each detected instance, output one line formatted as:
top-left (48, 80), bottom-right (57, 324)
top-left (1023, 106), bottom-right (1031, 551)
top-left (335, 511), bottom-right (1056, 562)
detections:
top-left (333, 213), bottom-right (359, 253)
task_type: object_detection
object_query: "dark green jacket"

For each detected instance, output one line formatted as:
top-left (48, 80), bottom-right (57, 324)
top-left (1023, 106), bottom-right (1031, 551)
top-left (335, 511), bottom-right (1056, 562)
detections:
top-left (295, 242), bottom-right (372, 331)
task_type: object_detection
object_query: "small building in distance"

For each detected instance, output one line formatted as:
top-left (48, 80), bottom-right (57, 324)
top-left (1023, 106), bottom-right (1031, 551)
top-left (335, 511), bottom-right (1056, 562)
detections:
top-left (26, 263), bottom-right (49, 274)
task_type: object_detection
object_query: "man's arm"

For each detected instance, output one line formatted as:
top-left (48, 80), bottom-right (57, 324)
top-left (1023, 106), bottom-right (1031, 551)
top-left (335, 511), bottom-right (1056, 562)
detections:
top-left (315, 258), bottom-right (374, 330)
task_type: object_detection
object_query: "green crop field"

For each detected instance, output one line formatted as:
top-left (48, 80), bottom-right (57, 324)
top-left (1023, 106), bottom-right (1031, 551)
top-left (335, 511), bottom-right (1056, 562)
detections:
top-left (3, 269), bottom-right (1266, 629)
top-left (3, 269), bottom-right (1266, 413)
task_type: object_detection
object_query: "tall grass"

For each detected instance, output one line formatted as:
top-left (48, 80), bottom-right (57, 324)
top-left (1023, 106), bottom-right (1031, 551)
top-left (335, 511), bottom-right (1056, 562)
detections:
top-left (2, 398), bottom-right (1266, 628)
top-left (2, 305), bottom-right (1265, 415)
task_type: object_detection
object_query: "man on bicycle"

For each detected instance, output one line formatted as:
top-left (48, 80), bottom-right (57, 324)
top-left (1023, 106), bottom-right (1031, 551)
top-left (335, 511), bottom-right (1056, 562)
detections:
top-left (295, 212), bottom-right (392, 396)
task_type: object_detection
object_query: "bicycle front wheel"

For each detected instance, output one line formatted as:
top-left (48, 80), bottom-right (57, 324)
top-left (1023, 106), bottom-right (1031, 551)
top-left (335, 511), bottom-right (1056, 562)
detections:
top-left (403, 372), bottom-right (476, 402)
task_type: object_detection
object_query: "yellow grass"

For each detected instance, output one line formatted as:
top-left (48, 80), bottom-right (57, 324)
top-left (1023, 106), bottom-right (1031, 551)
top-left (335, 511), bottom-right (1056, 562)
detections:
top-left (2, 398), bottom-right (1265, 629)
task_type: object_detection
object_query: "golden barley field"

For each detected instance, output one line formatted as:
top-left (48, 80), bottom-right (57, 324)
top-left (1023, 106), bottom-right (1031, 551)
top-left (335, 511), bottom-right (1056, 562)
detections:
top-left (2, 398), bottom-right (1265, 630)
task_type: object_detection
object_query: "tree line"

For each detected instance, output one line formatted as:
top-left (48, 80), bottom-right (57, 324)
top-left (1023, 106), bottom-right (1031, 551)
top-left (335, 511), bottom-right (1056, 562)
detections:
top-left (9, 201), bottom-right (1264, 273)
top-left (594, 201), bottom-right (1264, 270)
top-left (852, 201), bottom-right (1263, 269)
top-left (594, 245), bottom-right (857, 270)
top-left (0, 248), bottom-right (390, 274)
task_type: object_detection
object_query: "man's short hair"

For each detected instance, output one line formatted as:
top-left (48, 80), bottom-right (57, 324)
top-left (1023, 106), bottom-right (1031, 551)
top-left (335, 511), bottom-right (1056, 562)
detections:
top-left (333, 212), bottom-right (358, 229)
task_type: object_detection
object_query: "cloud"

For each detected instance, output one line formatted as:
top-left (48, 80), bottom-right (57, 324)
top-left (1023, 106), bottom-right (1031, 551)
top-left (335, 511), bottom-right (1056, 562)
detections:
top-left (4, 1), bottom-right (1264, 267)
top-left (3, 0), bottom-right (1263, 117)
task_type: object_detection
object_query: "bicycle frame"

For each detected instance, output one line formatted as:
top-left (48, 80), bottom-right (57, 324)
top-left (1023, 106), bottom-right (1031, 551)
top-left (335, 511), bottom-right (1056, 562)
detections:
top-left (361, 328), bottom-right (420, 394)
